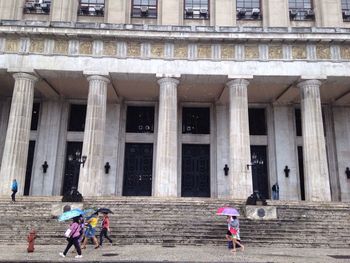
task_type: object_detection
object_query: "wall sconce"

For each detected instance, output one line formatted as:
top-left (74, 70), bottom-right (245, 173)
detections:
top-left (42, 161), bottom-right (48, 173)
top-left (104, 162), bottom-right (111, 174)
top-left (284, 165), bottom-right (290, 177)
top-left (223, 164), bottom-right (229, 176)
top-left (346, 167), bottom-right (350, 179)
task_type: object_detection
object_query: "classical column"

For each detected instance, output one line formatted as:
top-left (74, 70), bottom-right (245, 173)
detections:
top-left (226, 79), bottom-right (252, 199)
top-left (0, 73), bottom-right (38, 196)
top-left (154, 77), bottom-right (179, 197)
top-left (78, 75), bottom-right (109, 196)
top-left (297, 80), bottom-right (331, 201)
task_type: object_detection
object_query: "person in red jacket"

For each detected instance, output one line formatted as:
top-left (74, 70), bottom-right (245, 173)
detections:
top-left (99, 213), bottom-right (113, 247)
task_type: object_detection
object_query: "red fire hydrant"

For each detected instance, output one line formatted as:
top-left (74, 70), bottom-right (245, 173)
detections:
top-left (27, 229), bottom-right (37, 253)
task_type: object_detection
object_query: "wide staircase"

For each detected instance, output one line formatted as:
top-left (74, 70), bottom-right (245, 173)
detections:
top-left (1, 196), bottom-right (349, 248)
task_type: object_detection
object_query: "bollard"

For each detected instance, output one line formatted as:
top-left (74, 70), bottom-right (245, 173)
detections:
top-left (27, 229), bottom-right (37, 253)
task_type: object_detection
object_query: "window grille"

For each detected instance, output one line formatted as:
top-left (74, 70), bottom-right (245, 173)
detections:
top-left (78, 0), bottom-right (105, 16)
top-left (132, 0), bottom-right (158, 18)
top-left (236, 0), bottom-right (261, 20)
top-left (24, 0), bottom-right (51, 15)
top-left (341, 0), bottom-right (350, 21)
top-left (288, 0), bottom-right (314, 21)
top-left (184, 0), bottom-right (209, 20)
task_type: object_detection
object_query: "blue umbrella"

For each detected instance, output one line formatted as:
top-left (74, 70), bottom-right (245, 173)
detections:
top-left (58, 208), bottom-right (85, 222)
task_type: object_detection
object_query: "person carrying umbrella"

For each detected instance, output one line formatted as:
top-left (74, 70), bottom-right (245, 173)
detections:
top-left (81, 212), bottom-right (99, 249)
top-left (59, 216), bottom-right (83, 259)
top-left (99, 212), bottom-right (113, 247)
top-left (230, 216), bottom-right (244, 252)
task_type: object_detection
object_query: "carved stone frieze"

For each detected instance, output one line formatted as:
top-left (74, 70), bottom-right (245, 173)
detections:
top-left (221, 44), bottom-right (234, 60)
top-left (197, 44), bottom-right (211, 59)
top-left (174, 43), bottom-right (188, 59)
top-left (127, 42), bottom-right (141, 57)
top-left (103, 41), bottom-right (116, 56)
top-left (292, 45), bottom-right (307, 59)
top-left (54, 39), bottom-right (69, 54)
top-left (245, 45), bottom-right (259, 59)
top-left (268, 45), bottom-right (283, 59)
top-left (316, 44), bottom-right (331, 60)
top-left (340, 45), bottom-right (350, 60)
top-left (151, 43), bottom-right (164, 58)
top-left (79, 41), bottom-right (93, 55)
top-left (5, 38), bottom-right (19, 53)
top-left (30, 38), bottom-right (45, 53)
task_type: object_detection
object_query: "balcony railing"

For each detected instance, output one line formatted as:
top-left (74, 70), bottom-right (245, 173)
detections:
top-left (23, 0), bottom-right (51, 15)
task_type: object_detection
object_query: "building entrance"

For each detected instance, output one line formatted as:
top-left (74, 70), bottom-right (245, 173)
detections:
top-left (62, 142), bottom-right (83, 195)
top-left (181, 144), bottom-right (210, 197)
top-left (250, 146), bottom-right (269, 199)
top-left (24, 141), bottom-right (36, 195)
top-left (123, 143), bottom-right (153, 196)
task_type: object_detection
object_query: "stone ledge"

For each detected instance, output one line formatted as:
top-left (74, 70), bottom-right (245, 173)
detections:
top-left (245, 205), bottom-right (277, 220)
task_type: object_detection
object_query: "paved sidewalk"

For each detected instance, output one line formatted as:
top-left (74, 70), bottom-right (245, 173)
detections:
top-left (0, 244), bottom-right (349, 263)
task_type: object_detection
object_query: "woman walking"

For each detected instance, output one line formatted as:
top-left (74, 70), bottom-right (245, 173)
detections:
top-left (99, 213), bottom-right (113, 247)
top-left (59, 217), bottom-right (83, 258)
top-left (81, 212), bottom-right (99, 249)
top-left (230, 216), bottom-right (244, 252)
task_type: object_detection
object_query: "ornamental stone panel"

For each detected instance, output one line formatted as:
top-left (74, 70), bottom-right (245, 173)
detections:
top-left (292, 45), bottom-right (307, 59)
top-left (197, 44), bottom-right (211, 59)
top-left (127, 42), bottom-right (141, 57)
top-left (316, 44), bottom-right (331, 60)
top-left (151, 43), bottom-right (164, 58)
top-left (103, 41), bottom-right (117, 56)
top-left (5, 38), bottom-right (18, 53)
top-left (245, 45), bottom-right (259, 60)
top-left (174, 43), bottom-right (188, 59)
top-left (30, 38), bottom-right (45, 54)
top-left (221, 44), bottom-right (234, 60)
top-left (79, 41), bottom-right (93, 55)
top-left (54, 39), bottom-right (69, 54)
top-left (340, 45), bottom-right (350, 60)
top-left (269, 45), bottom-right (283, 59)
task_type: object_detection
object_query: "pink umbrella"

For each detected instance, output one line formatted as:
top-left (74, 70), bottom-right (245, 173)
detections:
top-left (216, 207), bottom-right (240, 216)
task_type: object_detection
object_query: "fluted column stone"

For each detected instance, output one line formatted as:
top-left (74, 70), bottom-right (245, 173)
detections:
top-left (227, 79), bottom-right (253, 199)
top-left (154, 77), bottom-right (179, 197)
top-left (78, 75), bottom-right (109, 196)
top-left (0, 73), bottom-right (38, 195)
top-left (297, 79), bottom-right (331, 201)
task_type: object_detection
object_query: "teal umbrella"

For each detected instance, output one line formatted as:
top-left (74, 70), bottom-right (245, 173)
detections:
top-left (58, 208), bottom-right (85, 222)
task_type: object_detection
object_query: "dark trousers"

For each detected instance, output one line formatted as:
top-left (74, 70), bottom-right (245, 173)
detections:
top-left (63, 237), bottom-right (81, 256)
top-left (11, 190), bottom-right (17, 201)
top-left (99, 228), bottom-right (112, 246)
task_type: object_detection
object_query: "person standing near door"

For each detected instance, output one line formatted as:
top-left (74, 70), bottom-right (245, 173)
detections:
top-left (11, 179), bottom-right (18, 202)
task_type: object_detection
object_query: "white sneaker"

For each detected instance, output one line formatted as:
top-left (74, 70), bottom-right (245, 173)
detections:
top-left (59, 252), bottom-right (65, 258)
top-left (75, 255), bottom-right (83, 259)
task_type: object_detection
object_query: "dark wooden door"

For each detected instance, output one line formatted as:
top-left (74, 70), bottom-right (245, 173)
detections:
top-left (123, 143), bottom-right (153, 196)
top-left (298, 146), bottom-right (305, 200)
top-left (24, 141), bottom-right (36, 196)
top-left (250, 146), bottom-right (269, 199)
top-left (62, 142), bottom-right (83, 195)
top-left (182, 144), bottom-right (210, 197)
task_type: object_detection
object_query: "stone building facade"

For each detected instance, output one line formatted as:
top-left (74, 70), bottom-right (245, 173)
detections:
top-left (0, 0), bottom-right (350, 202)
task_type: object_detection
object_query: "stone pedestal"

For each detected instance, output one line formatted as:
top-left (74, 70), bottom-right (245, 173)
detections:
top-left (78, 75), bottom-right (109, 196)
top-left (245, 206), bottom-right (277, 220)
top-left (154, 78), bottom-right (179, 197)
top-left (227, 79), bottom-right (252, 199)
top-left (298, 80), bottom-right (331, 201)
top-left (0, 73), bottom-right (38, 195)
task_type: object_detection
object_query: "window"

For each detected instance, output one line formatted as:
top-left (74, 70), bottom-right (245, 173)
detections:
top-left (31, 103), bottom-right (40, 131)
top-left (24, 0), bottom-right (51, 14)
top-left (78, 0), bottom-right (105, 16)
top-left (182, 107), bottom-right (210, 134)
top-left (288, 0), bottom-right (314, 21)
top-left (132, 0), bottom-right (157, 18)
top-left (295, 108), bottom-right (302, 136)
top-left (126, 106), bottom-right (155, 133)
top-left (236, 0), bottom-right (261, 20)
top-left (184, 0), bottom-right (209, 19)
top-left (68, 105), bottom-right (87, 132)
top-left (342, 0), bottom-right (350, 21)
top-left (248, 108), bottom-right (266, 135)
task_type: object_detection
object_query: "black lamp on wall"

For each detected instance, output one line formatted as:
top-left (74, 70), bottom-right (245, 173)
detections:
top-left (223, 164), bottom-right (229, 176)
top-left (42, 161), bottom-right (48, 173)
top-left (284, 165), bottom-right (290, 177)
top-left (104, 162), bottom-right (111, 174)
top-left (346, 167), bottom-right (350, 179)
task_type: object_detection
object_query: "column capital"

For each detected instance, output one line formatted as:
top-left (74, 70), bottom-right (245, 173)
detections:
top-left (157, 77), bottom-right (179, 86)
top-left (86, 75), bottom-right (110, 84)
top-left (226, 78), bottom-right (250, 88)
top-left (12, 72), bottom-right (39, 83)
top-left (297, 79), bottom-right (322, 89)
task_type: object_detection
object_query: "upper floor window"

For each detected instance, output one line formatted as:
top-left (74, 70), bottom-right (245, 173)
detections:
top-left (24, 0), bottom-right (51, 15)
top-left (341, 0), bottom-right (350, 21)
top-left (289, 0), bottom-right (314, 21)
top-left (78, 0), bottom-right (105, 16)
top-left (126, 106), bottom-right (155, 133)
top-left (68, 104), bottom-right (87, 132)
top-left (184, 0), bottom-right (209, 20)
top-left (31, 103), bottom-right (41, 131)
top-left (132, 0), bottom-right (158, 18)
top-left (248, 108), bottom-right (266, 135)
top-left (236, 0), bottom-right (261, 20)
top-left (182, 107), bottom-right (210, 134)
